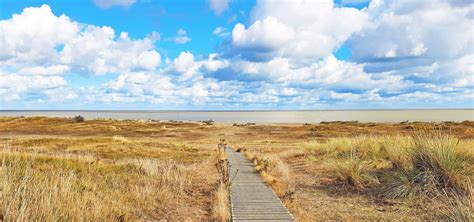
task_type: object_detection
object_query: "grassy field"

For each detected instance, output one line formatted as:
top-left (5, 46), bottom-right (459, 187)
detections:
top-left (0, 117), bottom-right (225, 221)
top-left (0, 116), bottom-right (473, 221)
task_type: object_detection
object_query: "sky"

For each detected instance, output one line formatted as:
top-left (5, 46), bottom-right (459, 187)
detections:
top-left (0, 0), bottom-right (473, 110)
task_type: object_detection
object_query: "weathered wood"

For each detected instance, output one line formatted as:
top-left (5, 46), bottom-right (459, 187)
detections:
top-left (226, 148), bottom-right (294, 222)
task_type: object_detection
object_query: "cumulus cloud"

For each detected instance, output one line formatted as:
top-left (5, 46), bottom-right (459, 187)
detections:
top-left (173, 51), bottom-right (229, 80)
top-left (228, 55), bottom-right (411, 93)
top-left (59, 26), bottom-right (161, 74)
top-left (0, 72), bottom-right (67, 101)
top-left (93, 0), bottom-right (136, 9)
top-left (173, 51), bottom-right (197, 79)
top-left (0, 4), bottom-right (162, 102)
top-left (226, 0), bottom-right (368, 62)
top-left (208, 0), bottom-right (229, 15)
top-left (232, 17), bottom-right (295, 51)
top-left (0, 4), bottom-right (161, 77)
top-left (202, 54), bottom-right (230, 72)
top-left (0, 5), bottom-right (78, 63)
top-left (1, 2), bottom-right (472, 109)
top-left (348, 0), bottom-right (474, 80)
top-left (103, 70), bottom-right (240, 105)
top-left (209, 0), bottom-right (472, 108)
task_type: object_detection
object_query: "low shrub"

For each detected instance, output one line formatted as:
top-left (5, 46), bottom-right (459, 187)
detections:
top-left (73, 115), bottom-right (85, 123)
top-left (202, 119), bottom-right (214, 125)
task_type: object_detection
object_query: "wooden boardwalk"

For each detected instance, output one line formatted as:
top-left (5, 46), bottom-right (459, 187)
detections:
top-left (226, 148), bottom-right (294, 222)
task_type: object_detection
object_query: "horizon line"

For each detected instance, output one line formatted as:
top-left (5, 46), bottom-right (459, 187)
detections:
top-left (1, 108), bottom-right (473, 112)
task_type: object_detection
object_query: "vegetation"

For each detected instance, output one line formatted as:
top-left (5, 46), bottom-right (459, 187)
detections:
top-left (73, 115), bottom-right (85, 123)
top-left (0, 149), bottom-right (192, 221)
top-left (212, 142), bottom-right (231, 221)
top-left (0, 116), bottom-right (473, 220)
top-left (202, 119), bottom-right (215, 125)
top-left (242, 133), bottom-right (473, 221)
top-left (0, 117), bottom-right (221, 221)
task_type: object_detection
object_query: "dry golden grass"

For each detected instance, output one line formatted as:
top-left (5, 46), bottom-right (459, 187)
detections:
top-left (0, 117), bottom-right (224, 221)
top-left (0, 116), bottom-right (473, 220)
top-left (241, 133), bottom-right (474, 221)
top-left (212, 148), bottom-right (230, 221)
top-left (0, 149), bottom-right (196, 221)
top-left (212, 182), bottom-right (230, 221)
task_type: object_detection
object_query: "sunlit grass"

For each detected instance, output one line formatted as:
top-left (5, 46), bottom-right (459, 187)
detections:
top-left (306, 132), bottom-right (473, 219)
top-left (0, 150), bottom-right (192, 221)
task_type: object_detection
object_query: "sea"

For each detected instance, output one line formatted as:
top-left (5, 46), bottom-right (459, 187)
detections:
top-left (0, 110), bottom-right (473, 123)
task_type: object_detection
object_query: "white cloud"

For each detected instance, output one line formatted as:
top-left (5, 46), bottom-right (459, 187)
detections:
top-left (1, 2), bottom-right (472, 109)
top-left (349, 0), bottom-right (473, 64)
top-left (348, 0), bottom-right (474, 88)
top-left (0, 5), bottom-right (161, 77)
top-left (59, 26), bottom-right (161, 75)
top-left (280, 87), bottom-right (297, 96)
top-left (213, 26), bottom-right (229, 37)
top-left (0, 4), bottom-right (163, 103)
top-left (103, 70), bottom-right (240, 105)
top-left (171, 28), bottom-right (191, 44)
top-left (232, 17), bottom-right (295, 51)
top-left (0, 5), bottom-right (78, 63)
top-left (202, 53), bottom-right (229, 72)
top-left (173, 51), bottom-right (197, 80)
top-left (213, 27), bottom-right (224, 35)
top-left (231, 55), bottom-right (411, 92)
top-left (0, 72), bottom-right (67, 101)
top-left (172, 52), bottom-right (229, 80)
top-left (18, 65), bottom-right (70, 76)
top-left (93, 0), bottom-right (136, 9)
top-left (135, 50), bottom-right (161, 70)
top-left (209, 0), bottom-right (229, 15)
top-left (228, 0), bottom-right (368, 62)
top-left (330, 91), bottom-right (362, 101)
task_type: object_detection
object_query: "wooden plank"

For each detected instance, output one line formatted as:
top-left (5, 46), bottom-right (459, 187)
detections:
top-left (226, 147), bottom-right (294, 222)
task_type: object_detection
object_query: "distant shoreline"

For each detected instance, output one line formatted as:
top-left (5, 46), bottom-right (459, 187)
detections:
top-left (1, 110), bottom-right (472, 123)
top-left (1, 109), bottom-right (473, 113)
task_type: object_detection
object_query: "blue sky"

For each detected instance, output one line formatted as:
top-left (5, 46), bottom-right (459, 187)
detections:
top-left (0, 0), bottom-right (472, 110)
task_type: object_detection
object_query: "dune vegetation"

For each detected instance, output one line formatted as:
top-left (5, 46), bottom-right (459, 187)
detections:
top-left (242, 132), bottom-right (473, 221)
top-left (0, 116), bottom-right (473, 221)
top-left (0, 116), bottom-right (225, 221)
top-left (1, 150), bottom-right (192, 221)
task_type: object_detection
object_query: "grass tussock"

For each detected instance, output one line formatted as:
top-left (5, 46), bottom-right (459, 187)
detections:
top-left (212, 182), bottom-right (230, 222)
top-left (330, 156), bottom-right (379, 190)
top-left (212, 148), bottom-right (230, 222)
top-left (305, 131), bottom-right (474, 220)
top-left (0, 149), bottom-right (193, 221)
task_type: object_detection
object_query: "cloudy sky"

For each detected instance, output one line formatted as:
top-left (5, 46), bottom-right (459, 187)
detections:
top-left (0, 0), bottom-right (473, 110)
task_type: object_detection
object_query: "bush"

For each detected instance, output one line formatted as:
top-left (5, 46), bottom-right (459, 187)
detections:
top-left (202, 119), bottom-right (214, 125)
top-left (73, 115), bottom-right (85, 123)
